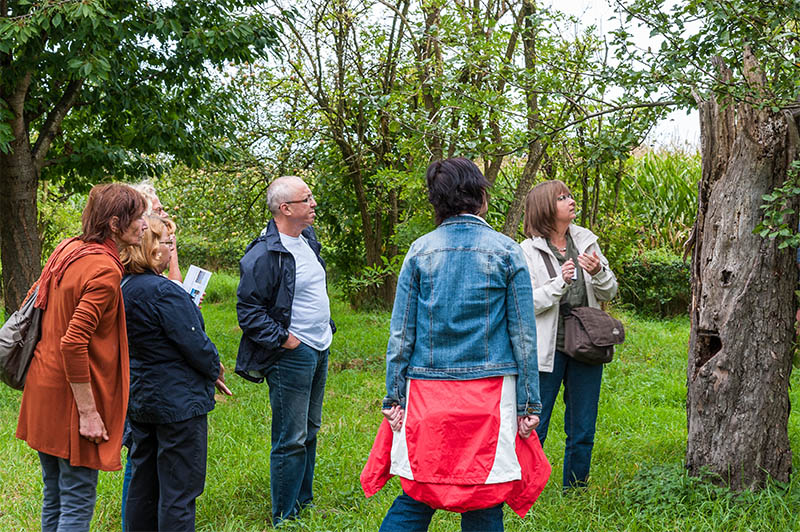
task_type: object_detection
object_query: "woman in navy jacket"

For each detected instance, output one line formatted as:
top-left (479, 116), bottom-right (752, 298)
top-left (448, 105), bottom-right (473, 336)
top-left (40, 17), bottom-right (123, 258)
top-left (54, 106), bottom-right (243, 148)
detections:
top-left (120, 215), bottom-right (224, 531)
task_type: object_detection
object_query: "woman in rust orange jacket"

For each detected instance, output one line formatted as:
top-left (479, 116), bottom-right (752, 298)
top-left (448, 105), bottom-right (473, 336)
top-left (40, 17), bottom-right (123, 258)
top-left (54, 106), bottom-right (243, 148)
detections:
top-left (16, 183), bottom-right (146, 532)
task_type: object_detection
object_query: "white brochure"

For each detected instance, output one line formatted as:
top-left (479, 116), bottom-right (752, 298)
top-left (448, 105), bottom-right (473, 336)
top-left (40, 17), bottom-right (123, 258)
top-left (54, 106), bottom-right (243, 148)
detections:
top-left (183, 265), bottom-right (212, 307)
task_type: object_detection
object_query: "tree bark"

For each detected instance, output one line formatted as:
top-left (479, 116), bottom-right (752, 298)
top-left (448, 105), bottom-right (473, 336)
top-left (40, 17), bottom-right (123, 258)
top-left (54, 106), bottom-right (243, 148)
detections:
top-left (0, 72), bottom-right (42, 314)
top-left (0, 149), bottom-right (41, 315)
top-left (686, 52), bottom-right (797, 489)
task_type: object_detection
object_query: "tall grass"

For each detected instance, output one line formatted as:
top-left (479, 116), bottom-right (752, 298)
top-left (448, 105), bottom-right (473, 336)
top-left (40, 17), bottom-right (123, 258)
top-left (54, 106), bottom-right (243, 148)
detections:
top-left (2, 278), bottom-right (800, 531)
top-left (621, 149), bottom-right (701, 253)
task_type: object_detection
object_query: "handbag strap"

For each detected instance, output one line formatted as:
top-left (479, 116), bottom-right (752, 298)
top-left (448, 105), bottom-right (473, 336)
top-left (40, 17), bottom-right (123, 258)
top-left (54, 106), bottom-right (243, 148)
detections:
top-left (538, 248), bottom-right (574, 316)
top-left (538, 248), bottom-right (557, 279)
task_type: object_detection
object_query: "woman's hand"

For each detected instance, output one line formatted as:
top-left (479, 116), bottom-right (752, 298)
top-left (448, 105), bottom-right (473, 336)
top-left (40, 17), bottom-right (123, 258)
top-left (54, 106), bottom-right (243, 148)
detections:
top-left (215, 362), bottom-right (233, 396)
top-left (79, 409), bottom-right (109, 444)
top-left (382, 405), bottom-right (405, 432)
top-left (561, 259), bottom-right (576, 284)
top-left (517, 415), bottom-right (540, 439)
top-left (70, 382), bottom-right (109, 444)
top-left (577, 251), bottom-right (602, 276)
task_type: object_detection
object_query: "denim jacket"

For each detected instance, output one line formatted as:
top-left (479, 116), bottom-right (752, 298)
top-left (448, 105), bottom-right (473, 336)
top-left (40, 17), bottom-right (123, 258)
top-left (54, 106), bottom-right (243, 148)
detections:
top-left (383, 215), bottom-right (541, 416)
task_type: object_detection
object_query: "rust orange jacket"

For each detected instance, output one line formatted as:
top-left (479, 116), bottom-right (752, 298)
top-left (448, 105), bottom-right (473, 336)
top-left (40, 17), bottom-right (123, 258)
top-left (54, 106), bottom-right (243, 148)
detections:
top-left (17, 239), bottom-right (129, 471)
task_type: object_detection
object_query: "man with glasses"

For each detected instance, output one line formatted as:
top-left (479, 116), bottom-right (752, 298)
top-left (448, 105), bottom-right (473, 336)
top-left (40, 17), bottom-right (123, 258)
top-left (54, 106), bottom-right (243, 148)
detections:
top-left (235, 175), bottom-right (335, 526)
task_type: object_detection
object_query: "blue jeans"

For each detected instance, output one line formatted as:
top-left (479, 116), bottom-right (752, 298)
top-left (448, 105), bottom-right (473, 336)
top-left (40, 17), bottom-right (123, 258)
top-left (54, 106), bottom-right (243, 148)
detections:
top-left (39, 452), bottom-right (99, 532)
top-left (121, 420), bottom-right (132, 531)
top-left (265, 342), bottom-right (328, 526)
top-left (536, 350), bottom-right (603, 489)
top-left (379, 492), bottom-right (504, 531)
top-left (121, 456), bottom-right (131, 531)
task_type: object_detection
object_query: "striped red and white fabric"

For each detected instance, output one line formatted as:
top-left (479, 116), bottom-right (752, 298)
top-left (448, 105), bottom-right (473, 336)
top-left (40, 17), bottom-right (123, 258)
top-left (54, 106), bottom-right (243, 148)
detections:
top-left (361, 376), bottom-right (551, 517)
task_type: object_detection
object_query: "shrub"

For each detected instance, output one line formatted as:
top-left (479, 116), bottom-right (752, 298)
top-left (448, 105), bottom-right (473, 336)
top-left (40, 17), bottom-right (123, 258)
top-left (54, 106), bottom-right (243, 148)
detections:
top-left (593, 211), bottom-right (646, 275)
top-left (202, 271), bottom-right (240, 304)
top-left (617, 248), bottom-right (690, 317)
top-left (177, 234), bottom-right (246, 273)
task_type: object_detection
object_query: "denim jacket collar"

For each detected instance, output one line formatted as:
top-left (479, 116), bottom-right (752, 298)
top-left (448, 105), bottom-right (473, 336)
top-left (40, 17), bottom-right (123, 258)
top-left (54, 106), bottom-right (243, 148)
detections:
top-left (439, 214), bottom-right (491, 228)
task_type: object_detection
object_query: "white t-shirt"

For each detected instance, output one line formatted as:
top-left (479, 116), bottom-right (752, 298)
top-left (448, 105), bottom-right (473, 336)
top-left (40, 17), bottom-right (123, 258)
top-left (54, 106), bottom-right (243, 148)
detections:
top-left (278, 232), bottom-right (333, 351)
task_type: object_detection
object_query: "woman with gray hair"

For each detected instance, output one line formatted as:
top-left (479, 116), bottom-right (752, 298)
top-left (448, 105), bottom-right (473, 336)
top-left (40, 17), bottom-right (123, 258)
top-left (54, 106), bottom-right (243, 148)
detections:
top-left (133, 181), bottom-right (182, 282)
top-left (120, 215), bottom-right (227, 531)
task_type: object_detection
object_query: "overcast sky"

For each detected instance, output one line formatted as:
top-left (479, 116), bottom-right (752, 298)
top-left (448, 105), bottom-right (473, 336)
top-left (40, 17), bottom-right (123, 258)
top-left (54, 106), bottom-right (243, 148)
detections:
top-left (545, 0), bottom-right (700, 149)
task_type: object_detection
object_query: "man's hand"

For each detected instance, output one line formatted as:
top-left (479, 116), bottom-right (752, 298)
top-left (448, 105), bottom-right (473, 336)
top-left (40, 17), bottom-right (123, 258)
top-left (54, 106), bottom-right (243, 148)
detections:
top-left (382, 405), bottom-right (405, 432)
top-left (282, 333), bottom-right (301, 350)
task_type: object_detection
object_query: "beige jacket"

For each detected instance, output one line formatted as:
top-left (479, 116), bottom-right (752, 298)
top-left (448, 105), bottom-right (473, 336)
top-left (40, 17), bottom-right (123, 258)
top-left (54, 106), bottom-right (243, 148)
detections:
top-left (519, 224), bottom-right (618, 373)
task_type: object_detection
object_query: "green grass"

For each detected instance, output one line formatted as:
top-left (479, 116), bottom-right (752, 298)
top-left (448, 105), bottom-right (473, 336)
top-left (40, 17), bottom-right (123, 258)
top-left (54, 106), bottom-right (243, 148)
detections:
top-left (2, 280), bottom-right (800, 531)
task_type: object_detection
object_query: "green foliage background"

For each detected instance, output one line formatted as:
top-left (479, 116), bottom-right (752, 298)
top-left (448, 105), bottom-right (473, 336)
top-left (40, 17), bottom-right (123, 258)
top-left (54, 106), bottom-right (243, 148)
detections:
top-left (29, 144), bottom-right (700, 317)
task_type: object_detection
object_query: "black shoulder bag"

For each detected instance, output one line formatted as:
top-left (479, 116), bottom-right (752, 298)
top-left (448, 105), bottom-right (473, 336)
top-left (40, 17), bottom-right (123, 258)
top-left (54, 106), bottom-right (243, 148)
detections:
top-left (0, 285), bottom-right (42, 389)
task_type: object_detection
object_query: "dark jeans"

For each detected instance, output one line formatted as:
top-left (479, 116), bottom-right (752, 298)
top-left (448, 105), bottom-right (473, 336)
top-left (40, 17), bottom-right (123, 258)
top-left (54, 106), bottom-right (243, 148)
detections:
top-left (379, 492), bottom-right (504, 532)
top-left (39, 452), bottom-right (99, 532)
top-left (125, 414), bottom-right (208, 532)
top-left (265, 342), bottom-right (328, 526)
top-left (536, 349), bottom-right (603, 489)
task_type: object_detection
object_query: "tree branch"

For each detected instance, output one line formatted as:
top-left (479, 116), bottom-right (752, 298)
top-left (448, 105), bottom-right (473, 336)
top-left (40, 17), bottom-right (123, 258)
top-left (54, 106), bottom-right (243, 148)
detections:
top-left (489, 99), bottom-right (679, 158)
top-left (4, 0), bottom-right (78, 20)
top-left (31, 78), bottom-right (83, 173)
top-left (375, 0), bottom-right (421, 58)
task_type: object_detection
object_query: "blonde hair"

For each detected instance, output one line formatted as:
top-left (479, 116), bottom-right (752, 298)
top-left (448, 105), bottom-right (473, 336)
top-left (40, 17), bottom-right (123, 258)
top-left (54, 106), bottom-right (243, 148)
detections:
top-left (121, 215), bottom-right (176, 274)
top-left (523, 180), bottom-right (571, 238)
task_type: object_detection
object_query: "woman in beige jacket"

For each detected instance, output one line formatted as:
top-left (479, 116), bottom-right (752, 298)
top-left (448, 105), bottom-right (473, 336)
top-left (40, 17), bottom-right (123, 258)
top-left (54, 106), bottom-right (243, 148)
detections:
top-left (519, 180), bottom-right (617, 490)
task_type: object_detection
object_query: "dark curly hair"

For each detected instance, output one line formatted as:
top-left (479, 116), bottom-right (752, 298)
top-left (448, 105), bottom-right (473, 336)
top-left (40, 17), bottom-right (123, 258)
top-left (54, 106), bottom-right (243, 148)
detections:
top-left (426, 158), bottom-right (490, 226)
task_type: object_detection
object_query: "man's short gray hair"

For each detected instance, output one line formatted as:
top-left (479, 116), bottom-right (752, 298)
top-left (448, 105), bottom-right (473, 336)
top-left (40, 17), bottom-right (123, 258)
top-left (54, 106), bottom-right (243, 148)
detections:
top-left (267, 176), bottom-right (306, 215)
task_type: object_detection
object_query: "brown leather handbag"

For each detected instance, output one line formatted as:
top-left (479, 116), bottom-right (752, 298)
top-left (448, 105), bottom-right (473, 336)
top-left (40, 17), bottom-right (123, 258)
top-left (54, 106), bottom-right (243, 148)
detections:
top-left (561, 305), bottom-right (624, 364)
top-left (538, 249), bottom-right (624, 365)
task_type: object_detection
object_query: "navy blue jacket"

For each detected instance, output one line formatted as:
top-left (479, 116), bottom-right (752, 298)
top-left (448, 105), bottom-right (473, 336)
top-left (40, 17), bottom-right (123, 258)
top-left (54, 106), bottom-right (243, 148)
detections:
top-left (122, 270), bottom-right (220, 424)
top-left (235, 220), bottom-right (335, 383)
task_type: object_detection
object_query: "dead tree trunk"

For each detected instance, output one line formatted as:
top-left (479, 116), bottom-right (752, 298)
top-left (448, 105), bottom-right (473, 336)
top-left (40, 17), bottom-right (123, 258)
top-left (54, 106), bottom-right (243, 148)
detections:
top-left (686, 51), bottom-right (797, 489)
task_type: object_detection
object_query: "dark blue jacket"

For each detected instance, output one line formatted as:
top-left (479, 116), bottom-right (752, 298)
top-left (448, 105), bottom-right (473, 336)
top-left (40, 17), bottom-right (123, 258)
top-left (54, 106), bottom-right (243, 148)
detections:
top-left (235, 220), bottom-right (335, 383)
top-left (122, 270), bottom-right (220, 424)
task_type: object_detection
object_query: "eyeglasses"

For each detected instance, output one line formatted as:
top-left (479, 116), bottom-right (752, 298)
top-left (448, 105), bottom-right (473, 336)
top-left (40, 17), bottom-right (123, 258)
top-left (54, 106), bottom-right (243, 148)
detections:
top-left (283, 194), bottom-right (315, 205)
top-left (556, 193), bottom-right (574, 202)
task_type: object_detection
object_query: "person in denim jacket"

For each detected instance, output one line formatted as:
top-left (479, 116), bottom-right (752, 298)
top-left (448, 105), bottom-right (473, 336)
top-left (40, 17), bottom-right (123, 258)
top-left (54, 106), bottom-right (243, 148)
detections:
top-left (379, 158), bottom-right (542, 532)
